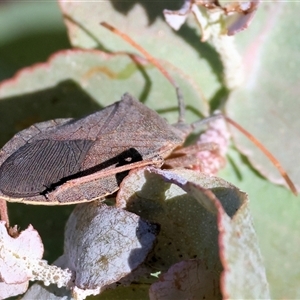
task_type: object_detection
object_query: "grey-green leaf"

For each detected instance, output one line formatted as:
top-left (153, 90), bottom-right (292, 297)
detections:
top-left (62, 203), bottom-right (158, 291)
top-left (117, 167), bottom-right (269, 298)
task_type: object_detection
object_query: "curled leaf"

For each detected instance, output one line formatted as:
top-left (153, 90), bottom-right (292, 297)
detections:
top-left (164, 0), bottom-right (260, 36)
top-left (0, 221), bottom-right (72, 299)
top-left (0, 221), bottom-right (43, 285)
top-left (219, 199), bottom-right (270, 298)
top-left (0, 222), bottom-right (45, 299)
top-left (227, 3), bottom-right (300, 193)
top-left (163, 0), bottom-right (191, 31)
top-left (117, 167), bottom-right (269, 298)
top-left (59, 202), bottom-right (159, 298)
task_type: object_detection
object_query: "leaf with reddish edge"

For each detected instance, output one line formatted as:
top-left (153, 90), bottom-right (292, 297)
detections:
top-left (221, 2), bottom-right (300, 297)
top-left (0, 221), bottom-right (72, 299)
top-left (0, 48), bottom-right (209, 149)
top-left (58, 0), bottom-right (217, 113)
top-left (219, 147), bottom-right (300, 298)
top-left (0, 221), bottom-right (43, 285)
top-left (116, 167), bottom-right (269, 298)
top-left (226, 3), bottom-right (300, 193)
top-left (218, 193), bottom-right (269, 298)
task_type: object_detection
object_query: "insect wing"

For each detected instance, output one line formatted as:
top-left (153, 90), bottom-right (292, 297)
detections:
top-left (0, 94), bottom-right (184, 205)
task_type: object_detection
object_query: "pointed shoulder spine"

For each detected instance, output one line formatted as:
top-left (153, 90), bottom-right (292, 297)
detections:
top-left (121, 93), bottom-right (138, 104)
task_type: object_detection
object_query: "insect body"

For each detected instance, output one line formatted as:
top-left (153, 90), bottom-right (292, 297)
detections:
top-left (0, 94), bottom-right (189, 205)
top-left (0, 24), bottom-right (297, 205)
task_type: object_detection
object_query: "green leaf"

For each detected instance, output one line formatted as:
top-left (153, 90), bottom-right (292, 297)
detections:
top-left (117, 167), bottom-right (269, 298)
top-left (62, 203), bottom-right (158, 292)
top-left (220, 147), bottom-right (300, 298)
top-left (227, 3), bottom-right (300, 192)
top-left (223, 5), bottom-right (300, 294)
top-left (58, 0), bottom-right (221, 116)
top-left (0, 49), bottom-right (209, 149)
top-left (0, 2), bottom-right (295, 299)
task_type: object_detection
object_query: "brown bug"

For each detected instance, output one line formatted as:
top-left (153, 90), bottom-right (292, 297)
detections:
top-left (0, 23), bottom-right (297, 207)
top-left (0, 92), bottom-right (200, 205)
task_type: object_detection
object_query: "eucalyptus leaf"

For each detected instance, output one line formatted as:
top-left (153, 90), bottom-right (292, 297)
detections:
top-left (117, 167), bottom-right (269, 298)
top-left (58, 0), bottom-right (219, 117)
top-left (219, 147), bottom-right (300, 298)
top-left (22, 283), bottom-right (72, 300)
top-left (60, 202), bottom-right (158, 296)
top-left (227, 3), bottom-right (300, 192)
top-left (0, 221), bottom-right (72, 299)
top-left (0, 1), bottom-right (296, 299)
top-left (0, 49), bottom-right (208, 149)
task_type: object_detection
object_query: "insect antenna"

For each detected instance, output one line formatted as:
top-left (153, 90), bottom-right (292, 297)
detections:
top-left (224, 116), bottom-right (297, 195)
top-left (100, 22), bottom-right (185, 124)
top-left (100, 22), bottom-right (297, 196)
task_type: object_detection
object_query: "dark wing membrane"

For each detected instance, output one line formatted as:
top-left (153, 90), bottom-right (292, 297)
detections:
top-left (0, 139), bottom-right (93, 197)
top-left (48, 94), bottom-right (183, 146)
